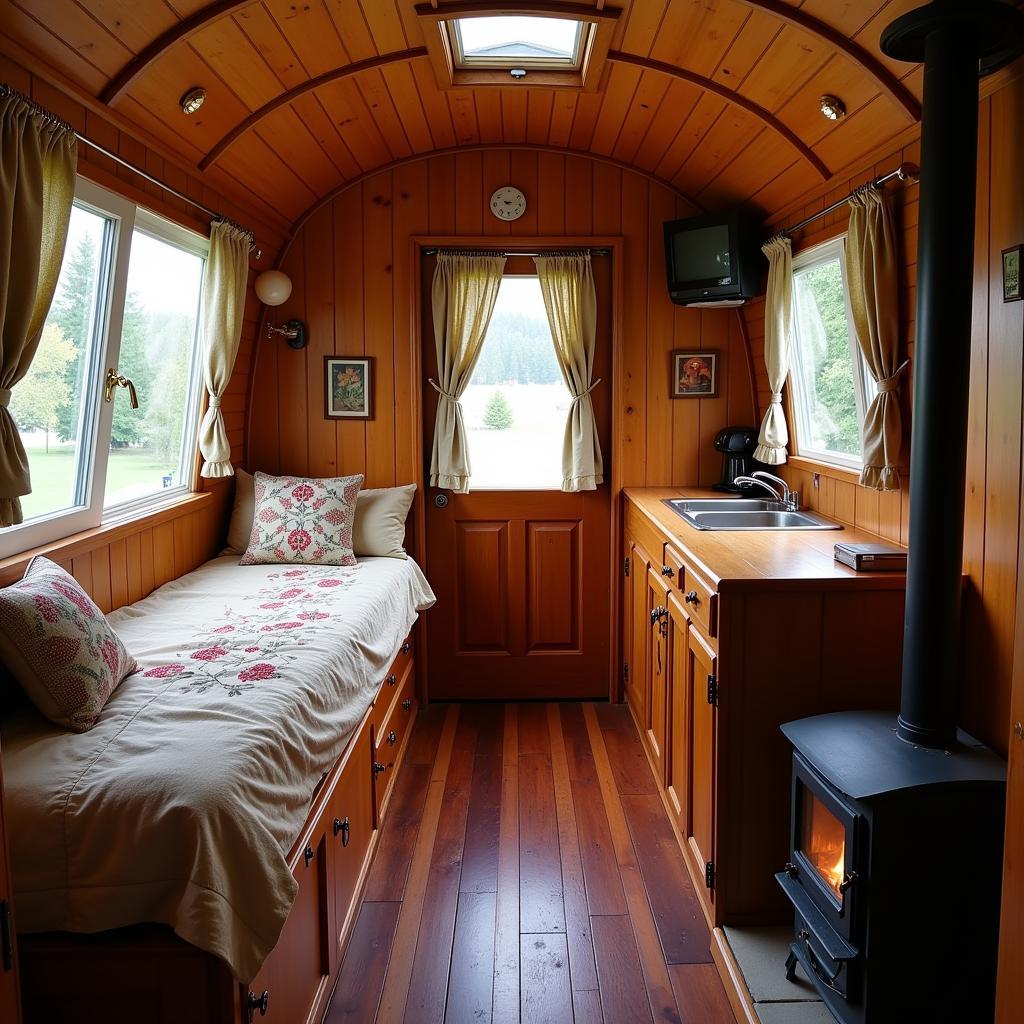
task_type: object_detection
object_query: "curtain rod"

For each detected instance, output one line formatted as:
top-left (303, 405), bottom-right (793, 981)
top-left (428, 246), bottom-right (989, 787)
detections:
top-left (421, 247), bottom-right (612, 256)
top-left (1, 83), bottom-right (261, 259)
top-left (772, 161), bottom-right (919, 241)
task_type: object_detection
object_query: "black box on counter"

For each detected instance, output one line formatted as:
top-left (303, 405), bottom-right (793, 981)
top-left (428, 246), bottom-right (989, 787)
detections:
top-left (833, 541), bottom-right (908, 572)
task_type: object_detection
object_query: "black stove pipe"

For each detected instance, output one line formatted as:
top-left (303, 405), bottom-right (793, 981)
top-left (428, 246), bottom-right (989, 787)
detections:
top-left (881, 1), bottom-right (1024, 749)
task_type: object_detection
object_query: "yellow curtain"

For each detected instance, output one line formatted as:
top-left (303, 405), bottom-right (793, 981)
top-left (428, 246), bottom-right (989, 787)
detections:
top-left (534, 252), bottom-right (603, 491)
top-left (846, 186), bottom-right (906, 491)
top-left (753, 236), bottom-right (794, 465)
top-left (429, 252), bottom-right (506, 493)
top-left (199, 221), bottom-right (251, 478)
top-left (0, 91), bottom-right (77, 526)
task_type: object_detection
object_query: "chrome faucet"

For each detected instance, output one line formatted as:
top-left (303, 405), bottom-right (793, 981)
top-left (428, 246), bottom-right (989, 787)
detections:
top-left (733, 470), bottom-right (800, 510)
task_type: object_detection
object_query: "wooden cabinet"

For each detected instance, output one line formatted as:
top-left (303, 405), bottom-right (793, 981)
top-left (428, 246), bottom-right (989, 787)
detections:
top-left (622, 490), bottom-right (906, 929)
top-left (0, 742), bottom-right (20, 1024)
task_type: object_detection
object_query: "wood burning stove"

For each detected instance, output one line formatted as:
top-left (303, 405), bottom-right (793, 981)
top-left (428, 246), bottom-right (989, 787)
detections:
top-left (777, 712), bottom-right (1005, 1023)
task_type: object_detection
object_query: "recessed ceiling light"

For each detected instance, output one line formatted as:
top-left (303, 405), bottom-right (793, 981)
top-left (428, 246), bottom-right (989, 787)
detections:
top-left (180, 87), bottom-right (206, 116)
top-left (819, 94), bottom-right (846, 121)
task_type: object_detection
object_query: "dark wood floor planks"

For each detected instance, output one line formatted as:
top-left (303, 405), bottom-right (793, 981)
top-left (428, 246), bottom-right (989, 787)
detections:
top-left (325, 702), bottom-right (735, 1024)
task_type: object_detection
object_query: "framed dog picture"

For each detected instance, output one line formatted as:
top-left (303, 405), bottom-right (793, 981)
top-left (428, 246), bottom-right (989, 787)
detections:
top-left (325, 356), bottom-right (374, 419)
top-left (1003, 245), bottom-right (1022, 302)
top-left (671, 350), bottom-right (719, 399)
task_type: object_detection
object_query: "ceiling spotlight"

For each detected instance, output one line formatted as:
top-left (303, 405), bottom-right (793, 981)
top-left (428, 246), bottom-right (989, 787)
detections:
top-left (819, 94), bottom-right (846, 121)
top-left (180, 87), bottom-right (206, 116)
top-left (510, 68), bottom-right (527, 80)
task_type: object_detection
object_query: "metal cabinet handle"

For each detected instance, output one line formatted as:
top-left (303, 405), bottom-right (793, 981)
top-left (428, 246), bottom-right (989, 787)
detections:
top-left (387, 673), bottom-right (397, 687)
top-left (650, 606), bottom-right (668, 624)
top-left (402, 641), bottom-right (411, 655)
top-left (684, 590), bottom-right (699, 604)
top-left (247, 989), bottom-right (269, 1020)
top-left (402, 698), bottom-right (413, 711)
top-left (333, 816), bottom-right (351, 847)
top-left (387, 730), bottom-right (398, 746)
top-left (303, 844), bottom-right (315, 866)
top-left (373, 762), bottom-right (387, 775)
top-left (661, 565), bottom-right (674, 577)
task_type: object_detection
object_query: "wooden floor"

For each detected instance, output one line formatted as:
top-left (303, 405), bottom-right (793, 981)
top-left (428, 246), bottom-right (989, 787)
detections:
top-left (324, 702), bottom-right (736, 1024)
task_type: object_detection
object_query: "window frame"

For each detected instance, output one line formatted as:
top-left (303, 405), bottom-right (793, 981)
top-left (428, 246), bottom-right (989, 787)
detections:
top-left (0, 178), bottom-right (209, 558)
top-left (787, 235), bottom-right (876, 473)
top-left (448, 16), bottom-right (589, 71)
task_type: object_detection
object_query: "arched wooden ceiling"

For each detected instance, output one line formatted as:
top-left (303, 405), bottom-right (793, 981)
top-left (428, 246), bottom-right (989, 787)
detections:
top-left (1, 0), bottom-right (927, 230)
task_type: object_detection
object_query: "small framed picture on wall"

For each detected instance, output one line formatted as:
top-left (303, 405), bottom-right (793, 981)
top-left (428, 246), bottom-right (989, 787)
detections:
top-left (325, 356), bottom-right (374, 419)
top-left (1002, 245), bottom-right (1022, 302)
top-left (671, 350), bottom-right (720, 399)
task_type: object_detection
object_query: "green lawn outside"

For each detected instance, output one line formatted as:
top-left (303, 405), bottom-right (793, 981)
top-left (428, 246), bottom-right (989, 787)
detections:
top-left (20, 445), bottom-right (178, 521)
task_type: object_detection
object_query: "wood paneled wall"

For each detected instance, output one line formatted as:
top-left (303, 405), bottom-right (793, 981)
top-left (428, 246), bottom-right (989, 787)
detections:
top-left (247, 149), bottom-right (756, 493)
top-left (741, 69), bottom-right (1024, 756)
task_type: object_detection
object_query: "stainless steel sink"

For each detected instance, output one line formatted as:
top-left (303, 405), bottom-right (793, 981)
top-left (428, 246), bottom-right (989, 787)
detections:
top-left (662, 499), bottom-right (841, 531)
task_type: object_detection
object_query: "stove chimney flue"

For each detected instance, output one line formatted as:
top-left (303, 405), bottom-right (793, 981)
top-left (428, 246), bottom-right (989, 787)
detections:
top-left (880, 0), bottom-right (1024, 749)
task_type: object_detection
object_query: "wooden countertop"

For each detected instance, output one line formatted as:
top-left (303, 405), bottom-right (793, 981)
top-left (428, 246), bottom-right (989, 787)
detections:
top-left (624, 487), bottom-right (909, 593)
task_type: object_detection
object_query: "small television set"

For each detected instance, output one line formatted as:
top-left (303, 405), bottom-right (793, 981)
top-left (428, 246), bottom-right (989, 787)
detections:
top-left (664, 209), bottom-right (762, 307)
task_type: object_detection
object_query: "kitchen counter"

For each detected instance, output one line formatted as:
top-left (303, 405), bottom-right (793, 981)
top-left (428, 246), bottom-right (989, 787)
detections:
top-left (624, 487), bottom-right (908, 593)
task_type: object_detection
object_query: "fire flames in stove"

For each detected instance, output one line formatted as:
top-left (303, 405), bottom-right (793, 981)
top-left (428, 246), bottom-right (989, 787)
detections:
top-left (801, 788), bottom-right (846, 901)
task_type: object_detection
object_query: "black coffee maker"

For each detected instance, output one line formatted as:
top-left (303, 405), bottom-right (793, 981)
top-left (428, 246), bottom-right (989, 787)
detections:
top-left (713, 426), bottom-right (765, 492)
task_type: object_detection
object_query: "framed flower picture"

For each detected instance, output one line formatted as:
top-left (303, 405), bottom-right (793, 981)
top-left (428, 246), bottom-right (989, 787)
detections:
top-left (325, 356), bottom-right (374, 419)
top-left (671, 349), bottom-right (719, 399)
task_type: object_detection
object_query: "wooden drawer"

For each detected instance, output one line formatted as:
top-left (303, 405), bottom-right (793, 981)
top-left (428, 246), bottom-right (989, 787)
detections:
top-left (373, 635), bottom-right (414, 724)
top-left (372, 662), bottom-right (416, 821)
top-left (664, 544), bottom-right (717, 638)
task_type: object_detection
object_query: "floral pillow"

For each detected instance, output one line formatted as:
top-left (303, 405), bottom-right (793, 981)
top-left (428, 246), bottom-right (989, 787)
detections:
top-left (240, 472), bottom-right (364, 566)
top-left (0, 556), bottom-right (137, 732)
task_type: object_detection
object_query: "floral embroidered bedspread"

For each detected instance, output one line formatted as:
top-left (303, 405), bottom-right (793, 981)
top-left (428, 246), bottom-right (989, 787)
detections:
top-left (0, 555), bottom-right (435, 982)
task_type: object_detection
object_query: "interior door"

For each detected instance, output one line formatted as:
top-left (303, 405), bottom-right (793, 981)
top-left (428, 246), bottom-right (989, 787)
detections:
top-left (423, 253), bottom-right (613, 700)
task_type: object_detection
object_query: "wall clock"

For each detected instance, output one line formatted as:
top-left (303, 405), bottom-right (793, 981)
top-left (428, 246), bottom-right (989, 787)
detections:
top-left (490, 186), bottom-right (527, 221)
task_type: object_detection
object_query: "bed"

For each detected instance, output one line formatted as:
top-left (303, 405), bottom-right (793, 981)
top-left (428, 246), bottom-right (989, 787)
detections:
top-left (0, 553), bottom-right (435, 986)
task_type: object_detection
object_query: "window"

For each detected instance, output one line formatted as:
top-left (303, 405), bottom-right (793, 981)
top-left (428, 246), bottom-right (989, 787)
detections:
top-left (1, 178), bottom-right (208, 556)
top-left (788, 237), bottom-right (875, 470)
top-left (449, 16), bottom-right (588, 70)
top-left (462, 277), bottom-right (565, 490)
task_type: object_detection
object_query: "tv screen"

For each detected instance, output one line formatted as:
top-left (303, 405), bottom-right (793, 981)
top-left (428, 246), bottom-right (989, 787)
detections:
top-left (671, 223), bottom-right (733, 287)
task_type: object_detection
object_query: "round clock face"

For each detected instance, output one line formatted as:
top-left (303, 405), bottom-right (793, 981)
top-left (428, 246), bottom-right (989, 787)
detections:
top-left (490, 186), bottom-right (527, 221)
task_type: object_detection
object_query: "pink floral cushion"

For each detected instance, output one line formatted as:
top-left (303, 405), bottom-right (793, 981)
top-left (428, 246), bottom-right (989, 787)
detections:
top-left (240, 472), bottom-right (364, 566)
top-left (0, 556), bottom-right (137, 732)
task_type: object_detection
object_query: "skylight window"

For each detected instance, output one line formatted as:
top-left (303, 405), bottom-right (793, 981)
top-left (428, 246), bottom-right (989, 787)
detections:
top-left (450, 16), bottom-right (588, 70)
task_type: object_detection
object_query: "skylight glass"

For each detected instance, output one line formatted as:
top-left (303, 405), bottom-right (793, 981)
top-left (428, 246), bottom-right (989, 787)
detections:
top-left (452, 16), bottom-right (586, 68)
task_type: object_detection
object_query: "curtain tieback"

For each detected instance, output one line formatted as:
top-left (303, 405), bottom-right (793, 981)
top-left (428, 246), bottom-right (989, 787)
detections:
top-left (571, 378), bottom-right (602, 404)
top-left (0, 389), bottom-right (11, 408)
top-left (428, 379), bottom-right (459, 402)
top-left (876, 360), bottom-right (909, 394)
top-left (208, 395), bottom-right (222, 409)
top-left (770, 391), bottom-right (783, 405)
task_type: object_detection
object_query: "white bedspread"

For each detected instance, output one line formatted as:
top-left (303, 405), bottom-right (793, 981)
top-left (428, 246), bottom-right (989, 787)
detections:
top-left (0, 555), bottom-right (435, 982)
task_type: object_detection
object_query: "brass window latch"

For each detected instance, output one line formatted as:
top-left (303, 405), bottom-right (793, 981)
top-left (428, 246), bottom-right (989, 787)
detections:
top-left (104, 367), bottom-right (139, 408)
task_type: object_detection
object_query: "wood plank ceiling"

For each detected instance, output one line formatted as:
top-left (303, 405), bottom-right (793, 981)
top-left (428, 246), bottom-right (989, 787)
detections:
top-left (0, 0), bottom-right (927, 232)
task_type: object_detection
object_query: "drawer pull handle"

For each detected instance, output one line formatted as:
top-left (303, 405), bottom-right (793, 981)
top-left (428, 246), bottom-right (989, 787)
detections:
top-left (650, 606), bottom-right (668, 624)
top-left (247, 989), bottom-right (269, 1020)
top-left (387, 730), bottom-right (398, 746)
top-left (333, 816), bottom-right (351, 847)
top-left (387, 673), bottom-right (397, 687)
top-left (661, 565), bottom-right (674, 577)
top-left (684, 590), bottom-right (699, 604)
top-left (402, 641), bottom-right (411, 655)
top-left (303, 844), bottom-right (315, 867)
top-left (373, 761), bottom-right (387, 775)
top-left (402, 698), bottom-right (413, 711)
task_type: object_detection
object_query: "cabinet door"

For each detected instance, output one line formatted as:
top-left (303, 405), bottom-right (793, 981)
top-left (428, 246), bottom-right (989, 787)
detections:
top-left (627, 543), bottom-right (651, 720)
top-left (666, 594), bottom-right (690, 835)
top-left (245, 826), bottom-right (331, 1024)
top-left (0, 752), bottom-right (20, 1024)
top-left (645, 566), bottom-right (671, 782)
top-left (686, 625), bottom-right (717, 910)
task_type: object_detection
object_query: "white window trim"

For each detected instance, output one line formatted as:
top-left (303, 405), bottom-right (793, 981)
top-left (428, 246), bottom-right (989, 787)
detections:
top-left (0, 179), bottom-right (209, 558)
top-left (448, 17), bottom-right (589, 71)
top-left (788, 235), bottom-right (876, 473)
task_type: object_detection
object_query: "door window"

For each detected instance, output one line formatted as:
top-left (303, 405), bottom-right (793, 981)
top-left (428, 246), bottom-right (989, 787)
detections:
top-left (462, 276), bottom-right (566, 490)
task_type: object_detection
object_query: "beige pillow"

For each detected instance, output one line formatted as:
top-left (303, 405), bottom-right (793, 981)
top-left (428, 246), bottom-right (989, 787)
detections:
top-left (353, 484), bottom-right (416, 559)
top-left (226, 470), bottom-right (414, 559)
top-left (0, 557), bottom-right (137, 732)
